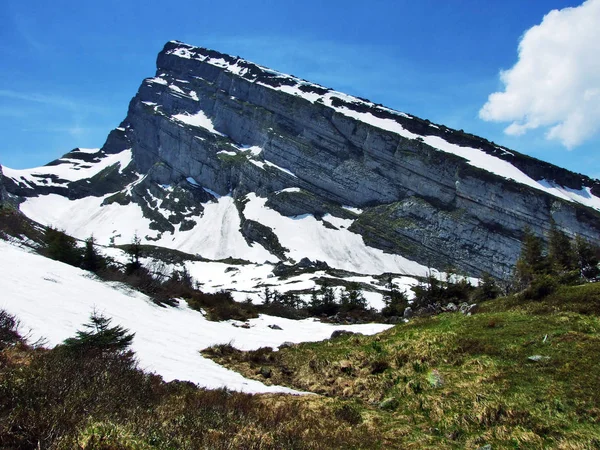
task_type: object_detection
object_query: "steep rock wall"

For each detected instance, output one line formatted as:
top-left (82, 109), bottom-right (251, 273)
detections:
top-left (6, 41), bottom-right (600, 277)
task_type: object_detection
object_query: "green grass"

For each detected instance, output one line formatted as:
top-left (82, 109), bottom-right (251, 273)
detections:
top-left (204, 283), bottom-right (600, 448)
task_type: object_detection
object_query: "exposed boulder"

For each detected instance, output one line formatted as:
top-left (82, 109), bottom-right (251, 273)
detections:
top-left (445, 302), bottom-right (458, 312)
top-left (331, 330), bottom-right (360, 339)
top-left (273, 258), bottom-right (329, 277)
top-left (459, 303), bottom-right (479, 315)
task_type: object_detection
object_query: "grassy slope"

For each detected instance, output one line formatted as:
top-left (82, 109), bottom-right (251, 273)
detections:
top-left (3, 207), bottom-right (599, 447)
top-left (204, 283), bottom-right (600, 449)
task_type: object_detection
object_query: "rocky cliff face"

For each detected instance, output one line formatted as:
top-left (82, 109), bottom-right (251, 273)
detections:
top-left (0, 166), bottom-right (9, 206)
top-left (3, 41), bottom-right (600, 278)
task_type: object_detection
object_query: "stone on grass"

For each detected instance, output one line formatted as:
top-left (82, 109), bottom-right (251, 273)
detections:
top-left (331, 330), bottom-right (357, 339)
top-left (379, 397), bottom-right (399, 411)
top-left (528, 355), bottom-right (550, 362)
top-left (259, 367), bottom-right (272, 378)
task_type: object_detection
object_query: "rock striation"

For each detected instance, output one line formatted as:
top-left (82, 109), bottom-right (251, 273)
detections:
top-left (3, 40), bottom-right (600, 277)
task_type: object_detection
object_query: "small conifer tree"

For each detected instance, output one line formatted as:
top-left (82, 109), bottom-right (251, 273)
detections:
top-left (62, 310), bottom-right (135, 357)
top-left (308, 288), bottom-right (321, 313)
top-left (262, 287), bottom-right (272, 305)
top-left (382, 276), bottom-right (408, 317)
top-left (514, 227), bottom-right (547, 290)
top-left (547, 222), bottom-right (577, 274)
top-left (320, 286), bottom-right (339, 315)
top-left (346, 283), bottom-right (367, 311)
top-left (125, 233), bottom-right (142, 273)
top-left (575, 235), bottom-right (600, 281)
top-left (308, 285), bottom-right (339, 316)
top-left (81, 235), bottom-right (104, 273)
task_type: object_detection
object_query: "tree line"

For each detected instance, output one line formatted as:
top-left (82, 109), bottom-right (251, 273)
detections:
top-left (39, 223), bottom-right (600, 321)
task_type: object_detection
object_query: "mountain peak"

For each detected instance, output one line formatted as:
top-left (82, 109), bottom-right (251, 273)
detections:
top-left (158, 40), bottom-right (599, 195)
top-left (2, 40), bottom-right (600, 279)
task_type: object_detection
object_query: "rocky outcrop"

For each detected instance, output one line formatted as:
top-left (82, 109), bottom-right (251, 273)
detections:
top-left (5, 41), bottom-right (600, 277)
top-left (240, 219), bottom-right (288, 260)
top-left (0, 166), bottom-right (10, 206)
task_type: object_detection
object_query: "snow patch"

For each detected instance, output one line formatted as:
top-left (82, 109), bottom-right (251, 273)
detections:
top-left (147, 77), bottom-right (168, 85)
top-left (264, 160), bottom-right (298, 178)
top-left (173, 111), bottom-right (225, 136)
top-left (186, 177), bottom-right (199, 186)
top-left (243, 193), bottom-right (431, 276)
top-left (169, 84), bottom-right (185, 94)
top-left (342, 205), bottom-right (363, 214)
top-left (4, 149), bottom-right (132, 185)
top-left (276, 187), bottom-right (302, 194)
top-left (0, 240), bottom-right (390, 392)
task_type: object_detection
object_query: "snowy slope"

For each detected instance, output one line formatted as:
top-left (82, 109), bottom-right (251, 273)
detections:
top-left (17, 188), bottom-right (431, 277)
top-left (4, 148), bottom-right (132, 188)
top-left (243, 193), bottom-right (429, 276)
top-left (99, 244), bottom-right (421, 311)
top-left (0, 240), bottom-right (390, 393)
top-left (18, 193), bottom-right (274, 263)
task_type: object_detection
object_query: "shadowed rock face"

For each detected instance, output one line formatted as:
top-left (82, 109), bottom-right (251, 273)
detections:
top-left (0, 166), bottom-right (9, 205)
top-left (4, 41), bottom-right (600, 277)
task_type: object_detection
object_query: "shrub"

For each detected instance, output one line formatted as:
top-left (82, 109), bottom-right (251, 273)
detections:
top-left (370, 358), bottom-right (390, 374)
top-left (576, 235), bottom-right (600, 281)
top-left (474, 272), bottom-right (501, 301)
top-left (0, 309), bottom-right (21, 349)
top-left (0, 336), bottom-right (152, 448)
top-left (334, 403), bottom-right (363, 425)
top-left (523, 275), bottom-right (559, 300)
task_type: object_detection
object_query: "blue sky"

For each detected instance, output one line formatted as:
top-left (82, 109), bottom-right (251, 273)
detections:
top-left (1, 0), bottom-right (598, 179)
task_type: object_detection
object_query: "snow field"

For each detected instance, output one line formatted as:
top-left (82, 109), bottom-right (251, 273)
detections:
top-left (172, 111), bottom-right (225, 136)
top-left (19, 193), bottom-right (275, 263)
top-left (0, 240), bottom-right (391, 394)
top-left (18, 186), bottom-right (431, 277)
top-left (243, 193), bottom-right (431, 276)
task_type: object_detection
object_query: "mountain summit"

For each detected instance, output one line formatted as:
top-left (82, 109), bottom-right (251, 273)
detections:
top-left (3, 40), bottom-right (600, 278)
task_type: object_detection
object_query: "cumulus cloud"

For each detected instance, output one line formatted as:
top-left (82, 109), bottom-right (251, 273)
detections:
top-left (479, 0), bottom-right (600, 149)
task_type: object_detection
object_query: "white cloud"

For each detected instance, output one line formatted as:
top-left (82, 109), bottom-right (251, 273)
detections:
top-left (479, 0), bottom-right (600, 149)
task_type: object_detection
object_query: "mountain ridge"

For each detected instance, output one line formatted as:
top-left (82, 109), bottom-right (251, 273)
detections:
top-left (159, 40), bottom-right (599, 194)
top-left (2, 40), bottom-right (600, 279)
